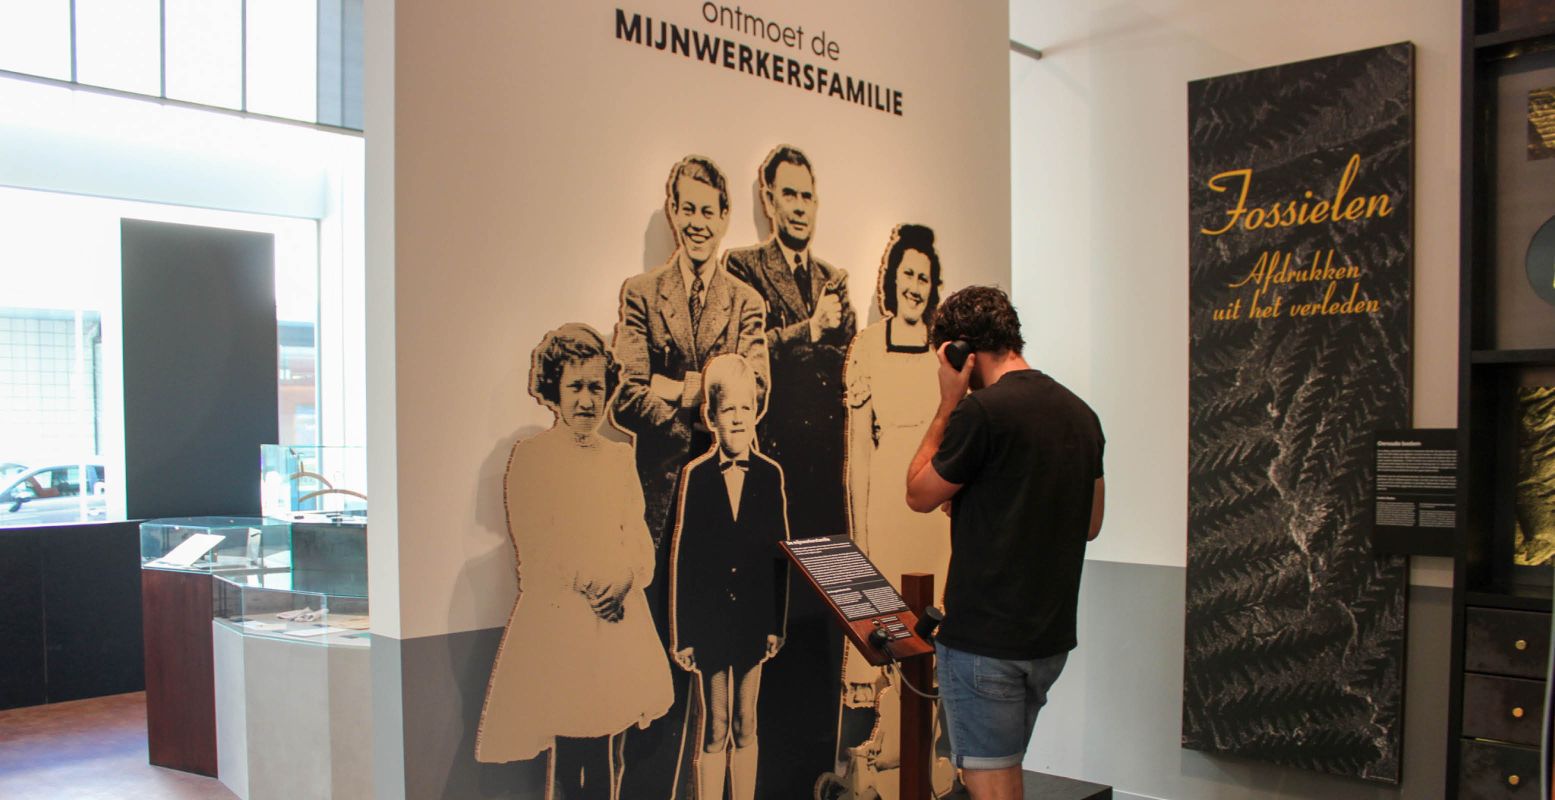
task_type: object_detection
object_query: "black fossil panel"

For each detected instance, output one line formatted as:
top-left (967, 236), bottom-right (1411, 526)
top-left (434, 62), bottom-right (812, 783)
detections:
top-left (1184, 43), bottom-right (1414, 784)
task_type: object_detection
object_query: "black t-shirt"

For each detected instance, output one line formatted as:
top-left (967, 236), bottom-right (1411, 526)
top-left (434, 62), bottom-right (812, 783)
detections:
top-left (931, 369), bottom-right (1104, 660)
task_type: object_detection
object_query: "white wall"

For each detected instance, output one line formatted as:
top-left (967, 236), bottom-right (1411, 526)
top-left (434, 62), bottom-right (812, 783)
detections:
top-left (368, 1), bottom-right (1012, 641)
top-left (1010, 1), bottom-right (1462, 796)
top-left (363, 0), bottom-right (400, 642)
top-left (1010, 0), bottom-right (1460, 575)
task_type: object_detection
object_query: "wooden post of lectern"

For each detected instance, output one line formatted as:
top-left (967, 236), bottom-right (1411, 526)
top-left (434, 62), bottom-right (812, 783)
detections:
top-left (900, 572), bottom-right (934, 800)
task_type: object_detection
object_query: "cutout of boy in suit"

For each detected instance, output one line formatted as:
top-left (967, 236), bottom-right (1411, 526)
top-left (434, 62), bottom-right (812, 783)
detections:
top-left (670, 353), bottom-right (790, 800)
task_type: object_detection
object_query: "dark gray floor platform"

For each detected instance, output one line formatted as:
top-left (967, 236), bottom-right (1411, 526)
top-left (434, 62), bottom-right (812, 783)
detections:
top-left (942, 769), bottom-right (1112, 799)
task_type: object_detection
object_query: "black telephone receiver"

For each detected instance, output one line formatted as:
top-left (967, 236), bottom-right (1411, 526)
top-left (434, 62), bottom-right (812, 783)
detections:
top-left (945, 340), bottom-right (972, 371)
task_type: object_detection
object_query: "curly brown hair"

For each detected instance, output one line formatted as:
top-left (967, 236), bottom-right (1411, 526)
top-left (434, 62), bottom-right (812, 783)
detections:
top-left (929, 285), bottom-right (1024, 355)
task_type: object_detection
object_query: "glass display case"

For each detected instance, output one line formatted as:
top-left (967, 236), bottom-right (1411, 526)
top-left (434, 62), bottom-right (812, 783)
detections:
top-left (140, 516), bottom-right (292, 778)
top-left (260, 444), bottom-right (367, 522)
top-left (291, 518), bottom-right (368, 597)
top-left (140, 516), bottom-right (292, 573)
top-left (212, 519), bottom-right (370, 648)
top-left (213, 572), bottom-right (370, 648)
top-left (141, 514), bottom-right (373, 796)
top-left (210, 519), bottom-right (373, 800)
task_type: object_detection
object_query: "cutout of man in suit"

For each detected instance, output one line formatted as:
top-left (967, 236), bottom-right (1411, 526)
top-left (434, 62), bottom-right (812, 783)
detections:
top-left (612, 154), bottom-right (769, 798)
top-left (670, 353), bottom-right (790, 800)
top-left (724, 144), bottom-right (857, 792)
top-left (725, 144), bottom-right (856, 540)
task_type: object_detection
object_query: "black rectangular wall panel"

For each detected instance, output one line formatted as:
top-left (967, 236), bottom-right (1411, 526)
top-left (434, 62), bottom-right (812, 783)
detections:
top-left (121, 219), bottom-right (278, 520)
top-left (1184, 43), bottom-right (1415, 784)
top-left (0, 531), bottom-right (45, 710)
top-left (0, 522), bottom-right (143, 710)
top-left (41, 521), bottom-right (145, 702)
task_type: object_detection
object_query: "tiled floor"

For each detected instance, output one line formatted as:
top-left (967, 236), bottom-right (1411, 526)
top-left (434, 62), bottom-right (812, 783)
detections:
top-left (0, 692), bottom-right (236, 800)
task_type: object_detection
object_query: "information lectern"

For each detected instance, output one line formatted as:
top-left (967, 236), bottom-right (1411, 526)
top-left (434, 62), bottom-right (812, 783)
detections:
top-left (782, 535), bottom-right (938, 799)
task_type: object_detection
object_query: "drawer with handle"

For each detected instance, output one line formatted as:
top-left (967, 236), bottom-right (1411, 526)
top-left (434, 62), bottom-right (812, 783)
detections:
top-left (1460, 739), bottom-right (1540, 799)
top-left (1465, 608), bottom-right (1551, 679)
top-left (1462, 673), bottom-right (1546, 746)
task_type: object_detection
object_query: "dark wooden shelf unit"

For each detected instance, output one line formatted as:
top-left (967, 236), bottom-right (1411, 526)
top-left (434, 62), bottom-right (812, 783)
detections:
top-left (1466, 589), bottom-right (1555, 613)
top-left (1471, 348), bottom-right (1555, 365)
top-left (1474, 19), bottom-right (1555, 50)
top-left (1448, 2), bottom-right (1555, 797)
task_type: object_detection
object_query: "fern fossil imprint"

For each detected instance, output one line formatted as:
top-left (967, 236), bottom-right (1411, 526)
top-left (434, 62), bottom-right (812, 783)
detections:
top-left (1184, 44), bottom-right (1413, 785)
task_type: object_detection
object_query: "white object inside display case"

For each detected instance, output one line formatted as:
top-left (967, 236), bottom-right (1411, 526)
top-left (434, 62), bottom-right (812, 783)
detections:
top-left (148, 532), bottom-right (227, 568)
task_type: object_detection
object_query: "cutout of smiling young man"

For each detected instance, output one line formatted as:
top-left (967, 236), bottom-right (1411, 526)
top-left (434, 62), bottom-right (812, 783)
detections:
top-left (904, 286), bottom-right (1105, 800)
top-left (612, 154), bottom-right (770, 545)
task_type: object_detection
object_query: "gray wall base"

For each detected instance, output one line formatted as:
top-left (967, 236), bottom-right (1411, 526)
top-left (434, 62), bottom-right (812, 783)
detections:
top-left (1027, 560), bottom-right (1449, 800)
top-left (370, 562), bottom-right (1449, 800)
top-left (372, 627), bottom-right (546, 800)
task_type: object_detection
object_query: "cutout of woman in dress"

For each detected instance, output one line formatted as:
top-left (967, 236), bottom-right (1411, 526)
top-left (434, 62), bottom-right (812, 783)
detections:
top-left (670, 353), bottom-right (790, 800)
top-left (819, 224), bottom-right (955, 799)
top-left (845, 224), bottom-right (949, 577)
top-left (476, 322), bottom-right (673, 800)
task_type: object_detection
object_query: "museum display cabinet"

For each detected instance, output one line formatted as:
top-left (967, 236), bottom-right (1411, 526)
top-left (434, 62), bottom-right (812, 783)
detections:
top-left (141, 516), bottom-right (294, 572)
top-left (139, 506), bottom-right (372, 791)
top-left (140, 516), bottom-right (292, 777)
top-left (211, 524), bottom-right (371, 649)
top-left (211, 524), bottom-right (372, 800)
top-left (1449, 1), bottom-right (1555, 796)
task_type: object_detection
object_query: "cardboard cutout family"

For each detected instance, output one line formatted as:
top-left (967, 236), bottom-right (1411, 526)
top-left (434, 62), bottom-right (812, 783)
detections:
top-left (476, 146), bottom-right (955, 799)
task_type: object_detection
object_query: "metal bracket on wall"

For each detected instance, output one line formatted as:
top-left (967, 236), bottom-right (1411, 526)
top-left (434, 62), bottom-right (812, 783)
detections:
top-left (1009, 40), bottom-right (1043, 61)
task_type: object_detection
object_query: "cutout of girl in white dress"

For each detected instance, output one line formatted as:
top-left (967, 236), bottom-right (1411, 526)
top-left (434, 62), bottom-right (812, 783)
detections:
top-left (670, 353), bottom-right (789, 800)
top-left (476, 322), bottom-right (673, 800)
top-left (819, 224), bottom-right (955, 799)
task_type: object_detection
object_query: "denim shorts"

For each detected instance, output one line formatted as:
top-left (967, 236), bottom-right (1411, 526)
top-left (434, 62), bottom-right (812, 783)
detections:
top-left (935, 641), bottom-right (1068, 769)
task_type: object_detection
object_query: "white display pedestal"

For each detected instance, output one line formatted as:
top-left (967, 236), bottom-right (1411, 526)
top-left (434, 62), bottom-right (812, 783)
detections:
top-left (213, 622), bottom-right (373, 799)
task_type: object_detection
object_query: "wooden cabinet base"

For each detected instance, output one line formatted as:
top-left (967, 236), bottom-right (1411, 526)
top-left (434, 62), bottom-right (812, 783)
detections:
top-left (141, 568), bottom-right (216, 776)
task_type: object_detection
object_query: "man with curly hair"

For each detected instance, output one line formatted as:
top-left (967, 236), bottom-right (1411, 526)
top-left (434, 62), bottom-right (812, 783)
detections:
top-left (904, 286), bottom-right (1105, 800)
